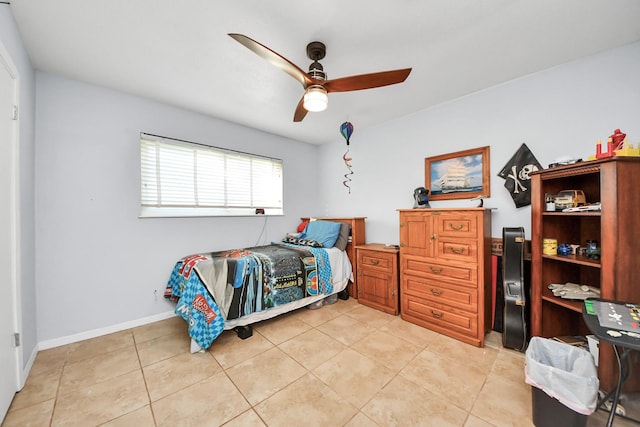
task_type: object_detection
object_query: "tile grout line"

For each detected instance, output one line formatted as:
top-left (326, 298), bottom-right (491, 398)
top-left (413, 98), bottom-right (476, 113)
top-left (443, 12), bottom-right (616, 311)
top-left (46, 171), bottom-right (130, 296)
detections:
top-left (48, 345), bottom-right (70, 427)
top-left (132, 328), bottom-right (159, 427)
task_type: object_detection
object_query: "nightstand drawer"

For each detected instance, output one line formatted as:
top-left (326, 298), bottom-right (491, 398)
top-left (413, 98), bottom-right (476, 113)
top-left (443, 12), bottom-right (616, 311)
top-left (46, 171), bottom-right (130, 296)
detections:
top-left (359, 250), bottom-right (394, 270)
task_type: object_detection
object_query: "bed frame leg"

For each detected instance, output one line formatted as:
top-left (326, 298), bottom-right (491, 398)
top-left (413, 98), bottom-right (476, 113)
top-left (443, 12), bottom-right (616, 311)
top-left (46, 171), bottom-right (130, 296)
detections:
top-left (234, 325), bottom-right (253, 340)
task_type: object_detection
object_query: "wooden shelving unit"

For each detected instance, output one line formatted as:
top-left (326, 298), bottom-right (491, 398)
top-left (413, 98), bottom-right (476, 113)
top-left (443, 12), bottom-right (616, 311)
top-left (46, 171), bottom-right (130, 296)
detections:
top-left (530, 158), bottom-right (640, 391)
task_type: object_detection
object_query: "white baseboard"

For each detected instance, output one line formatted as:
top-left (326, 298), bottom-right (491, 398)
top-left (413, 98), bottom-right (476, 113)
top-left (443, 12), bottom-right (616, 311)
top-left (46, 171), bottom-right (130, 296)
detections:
top-left (19, 344), bottom-right (39, 390)
top-left (38, 310), bottom-right (177, 350)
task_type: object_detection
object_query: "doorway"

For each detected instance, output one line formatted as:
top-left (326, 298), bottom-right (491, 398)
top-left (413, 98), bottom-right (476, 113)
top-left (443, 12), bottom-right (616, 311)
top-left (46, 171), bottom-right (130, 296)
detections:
top-left (0, 42), bottom-right (20, 420)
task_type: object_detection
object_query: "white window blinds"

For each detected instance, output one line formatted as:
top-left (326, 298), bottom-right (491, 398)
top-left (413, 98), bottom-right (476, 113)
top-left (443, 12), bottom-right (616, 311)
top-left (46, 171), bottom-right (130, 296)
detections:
top-left (140, 133), bottom-right (283, 217)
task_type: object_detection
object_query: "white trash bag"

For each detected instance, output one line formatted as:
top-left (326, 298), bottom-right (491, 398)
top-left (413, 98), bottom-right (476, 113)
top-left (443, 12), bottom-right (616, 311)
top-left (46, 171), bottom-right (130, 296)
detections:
top-left (525, 337), bottom-right (599, 415)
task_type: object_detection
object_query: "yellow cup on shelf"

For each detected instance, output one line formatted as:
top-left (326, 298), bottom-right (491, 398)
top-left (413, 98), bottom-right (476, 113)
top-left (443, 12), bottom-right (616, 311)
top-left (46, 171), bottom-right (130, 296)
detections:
top-left (542, 238), bottom-right (557, 255)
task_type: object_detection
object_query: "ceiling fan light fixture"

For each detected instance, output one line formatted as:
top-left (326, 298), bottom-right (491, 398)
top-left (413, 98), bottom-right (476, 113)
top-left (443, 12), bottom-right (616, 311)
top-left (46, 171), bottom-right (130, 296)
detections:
top-left (303, 85), bottom-right (328, 112)
top-left (228, 34), bottom-right (411, 122)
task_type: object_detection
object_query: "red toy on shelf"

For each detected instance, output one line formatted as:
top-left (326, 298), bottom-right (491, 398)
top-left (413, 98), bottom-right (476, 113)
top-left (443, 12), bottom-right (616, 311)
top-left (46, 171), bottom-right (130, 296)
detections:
top-left (588, 128), bottom-right (639, 160)
top-left (589, 138), bottom-right (616, 160)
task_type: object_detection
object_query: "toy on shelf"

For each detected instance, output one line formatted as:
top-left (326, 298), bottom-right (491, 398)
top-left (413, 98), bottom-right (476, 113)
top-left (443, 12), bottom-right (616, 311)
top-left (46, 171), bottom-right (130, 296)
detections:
top-left (588, 138), bottom-right (616, 160)
top-left (588, 128), bottom-right (639, 160)
top-left (611, 128), bottom-right (626, 150)
top-left (614, 138), bottom-right (640, 157)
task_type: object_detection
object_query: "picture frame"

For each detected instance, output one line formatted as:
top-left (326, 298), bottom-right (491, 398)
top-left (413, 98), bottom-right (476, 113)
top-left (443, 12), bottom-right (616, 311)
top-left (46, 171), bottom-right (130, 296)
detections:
top-left (425, 146), bottom-right (490, 201)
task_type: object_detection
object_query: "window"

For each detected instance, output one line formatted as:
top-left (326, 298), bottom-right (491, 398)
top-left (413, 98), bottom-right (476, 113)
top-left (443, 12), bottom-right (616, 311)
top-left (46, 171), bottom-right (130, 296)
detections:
top-left (140, 133), bottom-right (283, 217)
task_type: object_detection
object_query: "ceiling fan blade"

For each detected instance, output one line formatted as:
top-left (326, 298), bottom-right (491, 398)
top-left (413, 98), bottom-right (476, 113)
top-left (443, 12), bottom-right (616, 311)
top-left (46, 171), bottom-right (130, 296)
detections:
top-left (323, 68), bottom-right (412, 93)
top-left (228, 33), bottom-right (312, 88)
top-left (293, 97), bottom-right (308, 122)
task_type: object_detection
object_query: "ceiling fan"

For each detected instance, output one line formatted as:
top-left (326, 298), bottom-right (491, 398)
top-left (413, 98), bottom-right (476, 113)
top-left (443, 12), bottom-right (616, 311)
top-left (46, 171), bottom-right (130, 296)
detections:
top-left (228, 33), bottom-right (412, 122)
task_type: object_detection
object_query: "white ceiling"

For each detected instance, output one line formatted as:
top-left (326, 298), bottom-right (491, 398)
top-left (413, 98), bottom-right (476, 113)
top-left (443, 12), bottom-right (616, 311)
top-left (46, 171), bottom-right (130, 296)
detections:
top-left (9, 0), bottom-right (640, 145)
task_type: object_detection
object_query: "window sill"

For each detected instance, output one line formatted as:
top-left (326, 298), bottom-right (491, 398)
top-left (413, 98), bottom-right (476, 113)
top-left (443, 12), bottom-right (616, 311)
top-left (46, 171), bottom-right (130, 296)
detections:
top-left (139, 206), bottom-right (284, 218)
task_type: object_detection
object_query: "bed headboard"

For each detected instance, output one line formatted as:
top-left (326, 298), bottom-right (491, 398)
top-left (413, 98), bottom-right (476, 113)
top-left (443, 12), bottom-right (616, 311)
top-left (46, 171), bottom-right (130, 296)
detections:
top-left (300, 217), bottom-right (366, 298)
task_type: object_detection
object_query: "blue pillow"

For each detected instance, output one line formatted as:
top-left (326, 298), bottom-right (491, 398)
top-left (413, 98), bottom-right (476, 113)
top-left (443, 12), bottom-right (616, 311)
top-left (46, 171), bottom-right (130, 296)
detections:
top-left (300, 220), bottom-right (342, 248)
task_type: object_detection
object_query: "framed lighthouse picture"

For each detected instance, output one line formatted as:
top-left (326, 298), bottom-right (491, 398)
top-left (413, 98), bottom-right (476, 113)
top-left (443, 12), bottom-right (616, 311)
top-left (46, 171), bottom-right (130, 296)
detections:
top-left (425, 146), bottom-right (490, 201)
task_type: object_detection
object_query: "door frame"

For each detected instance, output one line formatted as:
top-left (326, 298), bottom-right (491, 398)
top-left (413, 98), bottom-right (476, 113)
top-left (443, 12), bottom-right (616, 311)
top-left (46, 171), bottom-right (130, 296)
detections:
top-left (0, 38), bottom-right (23, 402)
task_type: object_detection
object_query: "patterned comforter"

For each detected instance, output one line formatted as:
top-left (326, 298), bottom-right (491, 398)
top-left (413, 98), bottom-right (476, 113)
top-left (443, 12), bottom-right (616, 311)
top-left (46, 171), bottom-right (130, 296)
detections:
top-left (164, 243), bottom-right (332, 349)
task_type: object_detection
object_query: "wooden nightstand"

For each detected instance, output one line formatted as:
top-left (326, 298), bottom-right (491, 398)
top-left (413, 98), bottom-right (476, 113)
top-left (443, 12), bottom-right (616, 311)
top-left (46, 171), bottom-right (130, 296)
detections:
top-left (355, 243), bottom-right (400, 314)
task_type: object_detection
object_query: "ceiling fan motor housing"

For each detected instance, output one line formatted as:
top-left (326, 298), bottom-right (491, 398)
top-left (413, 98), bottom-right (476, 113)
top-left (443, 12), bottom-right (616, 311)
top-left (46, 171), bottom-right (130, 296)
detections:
top-left (307, 41), bottom-right (327, 80)
top-left (308, 61), bottom-right (326, 80)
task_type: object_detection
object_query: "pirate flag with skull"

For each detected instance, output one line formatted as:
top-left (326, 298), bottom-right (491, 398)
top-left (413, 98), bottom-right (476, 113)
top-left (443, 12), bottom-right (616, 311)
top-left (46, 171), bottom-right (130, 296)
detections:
top-left (498, 143), bottom-right (542, 208)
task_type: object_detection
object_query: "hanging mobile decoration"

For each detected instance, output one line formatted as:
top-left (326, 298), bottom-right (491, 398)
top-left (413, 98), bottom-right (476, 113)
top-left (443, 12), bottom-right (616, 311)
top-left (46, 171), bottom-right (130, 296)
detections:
top-left (339, 121), bottom-right (354, 193)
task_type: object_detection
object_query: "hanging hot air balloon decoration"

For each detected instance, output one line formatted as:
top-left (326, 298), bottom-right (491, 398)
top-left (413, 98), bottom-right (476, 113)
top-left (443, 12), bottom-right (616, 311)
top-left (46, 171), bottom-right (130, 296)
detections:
top-left (340, 122), bottom-right (354, 193)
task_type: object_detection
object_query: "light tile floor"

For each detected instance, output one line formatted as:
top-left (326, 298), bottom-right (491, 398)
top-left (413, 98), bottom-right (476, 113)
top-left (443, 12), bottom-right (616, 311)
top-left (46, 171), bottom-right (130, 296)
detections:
top-left (3, 298), bottom-right (638, 426)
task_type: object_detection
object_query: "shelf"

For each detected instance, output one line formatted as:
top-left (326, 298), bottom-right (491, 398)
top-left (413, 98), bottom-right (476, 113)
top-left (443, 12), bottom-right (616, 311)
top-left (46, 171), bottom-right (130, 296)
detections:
top-left (541, 295), bottom-right (583, 313)
top-left (541, 254), bottom-right (601, 267)
top-left (542, 211), bottom-right (601, 217)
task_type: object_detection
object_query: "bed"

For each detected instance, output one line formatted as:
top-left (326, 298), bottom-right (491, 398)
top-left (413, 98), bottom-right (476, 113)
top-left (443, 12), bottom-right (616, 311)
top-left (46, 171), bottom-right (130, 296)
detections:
top-left (164, 219), bottom-right (354, 352)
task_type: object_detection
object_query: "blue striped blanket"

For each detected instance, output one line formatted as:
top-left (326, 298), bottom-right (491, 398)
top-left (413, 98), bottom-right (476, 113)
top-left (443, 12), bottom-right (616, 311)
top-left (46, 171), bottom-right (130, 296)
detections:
top-left (165, 243), bottom-right (332, 349)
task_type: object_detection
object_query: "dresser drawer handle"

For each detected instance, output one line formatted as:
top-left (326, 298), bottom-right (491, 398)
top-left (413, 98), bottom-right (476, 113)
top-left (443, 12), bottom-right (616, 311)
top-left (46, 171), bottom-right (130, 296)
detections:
top-left (369, 259), bottom-right (379, 265)
top-left (430, 288), bottom-right (442, 296)
top-left (449, 247), bottom-right (464, 254)
top-left (430, 309), bottom-right (443, 318)
top-left (429, 266), bottom-right (443, 273)
top-left (449, 223), bottom-right (464, 231)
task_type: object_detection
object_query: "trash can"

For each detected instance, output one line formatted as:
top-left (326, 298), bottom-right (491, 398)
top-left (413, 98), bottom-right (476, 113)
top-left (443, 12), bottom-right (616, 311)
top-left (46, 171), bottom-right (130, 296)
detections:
top-left (525, 337), bottom-right (599, 427)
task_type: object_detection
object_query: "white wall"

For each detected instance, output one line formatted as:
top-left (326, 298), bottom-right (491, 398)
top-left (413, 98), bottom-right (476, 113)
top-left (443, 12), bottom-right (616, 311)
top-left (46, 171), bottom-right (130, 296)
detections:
top-left (318, 41), bottom-right (640, 243)
top-left (0, 6), bottom-right (37, 372)
top-left (31, 40), bottom-right (640, 345)
top-left (35, 73), bottom-right (320, 343)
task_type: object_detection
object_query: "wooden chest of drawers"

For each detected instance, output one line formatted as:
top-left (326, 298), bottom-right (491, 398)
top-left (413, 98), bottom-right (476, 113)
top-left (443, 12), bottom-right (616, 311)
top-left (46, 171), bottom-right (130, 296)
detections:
top-left (398, 208), bottom-right (492, 347)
